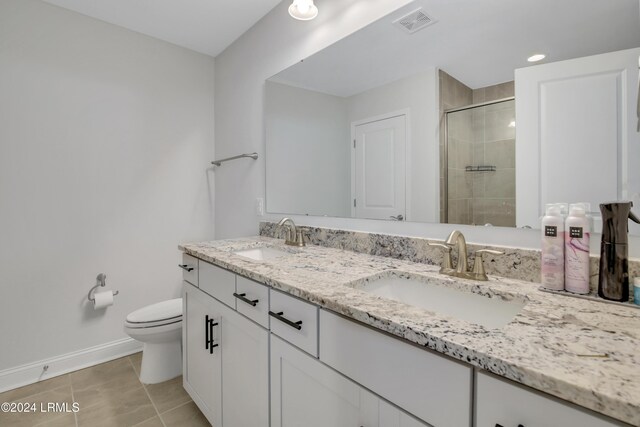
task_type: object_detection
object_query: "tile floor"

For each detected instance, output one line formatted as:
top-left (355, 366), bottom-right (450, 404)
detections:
top-left (0, 353), bottom-right (210, 427)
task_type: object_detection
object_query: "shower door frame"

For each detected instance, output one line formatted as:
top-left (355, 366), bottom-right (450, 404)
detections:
top-left (443, 96), bottom-right (515, 224)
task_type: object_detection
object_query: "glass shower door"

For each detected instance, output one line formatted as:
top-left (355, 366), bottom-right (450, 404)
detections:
top-left (445, 99), bottom-right (516, 226)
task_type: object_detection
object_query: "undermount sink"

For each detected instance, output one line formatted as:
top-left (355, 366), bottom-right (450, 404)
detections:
top-left (354, 273), bottom-right (526, 329)
top-left (234, 247), bottom-right (292, 261)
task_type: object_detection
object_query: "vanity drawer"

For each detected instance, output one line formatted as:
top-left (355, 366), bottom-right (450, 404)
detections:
top-left (235, 276), bottom-right (269, 328)
top-left (320, 310), bottom-right (472, 427)
top-left (476, 372), bottom-right (622, 427)
top-left (269, 289), bottom-right (318, 357)
top-left (199, 261), bottom-right (236, 308)
top-left (180, 254), bottom-right (198, 286)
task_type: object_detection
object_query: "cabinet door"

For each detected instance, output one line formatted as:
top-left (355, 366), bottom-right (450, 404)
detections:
top-left (216, 298), bottom-right (269, 427)
top-left (271, 334), bottom-right (363, 427)
top-left (182, 283), bottom-right (222, 427)
top-left (476, 372), bottom-right (622, 427)
top-left (379, 400), bottom-right (430, 427)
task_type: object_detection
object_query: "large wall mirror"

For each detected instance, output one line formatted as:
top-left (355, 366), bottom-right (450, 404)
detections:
top-left (265, 0), bottom-right (640, 234)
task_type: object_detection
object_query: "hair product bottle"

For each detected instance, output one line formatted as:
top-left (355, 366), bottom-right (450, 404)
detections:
top-left (564, 205), bottom-right (590, 294)
top-left (541, 205), bottom-right (565, 290)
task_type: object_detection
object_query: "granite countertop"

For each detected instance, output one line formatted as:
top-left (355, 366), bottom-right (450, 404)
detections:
top-left (180, 236), bottom-right (640, 426)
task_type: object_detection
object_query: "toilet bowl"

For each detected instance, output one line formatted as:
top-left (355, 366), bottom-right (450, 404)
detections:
top-left (124, 298), bottom-right (183, 384)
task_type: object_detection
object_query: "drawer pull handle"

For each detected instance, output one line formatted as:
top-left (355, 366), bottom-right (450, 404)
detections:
top-left (233, 292), bottom-right (259, 307)
top-left (205, 315), bottom-right (210, 350)
top-left (269, 311), bottom-right (302, 330)
top-left (178, 264), bottom-right (194, 272)
top-left (206, 315), bottom-right (219, 354)
top-left (495, 425), bottom-right (524, 427)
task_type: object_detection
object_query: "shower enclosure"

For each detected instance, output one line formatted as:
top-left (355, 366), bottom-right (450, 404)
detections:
top-left (443, 97), bottom-right (516, 226)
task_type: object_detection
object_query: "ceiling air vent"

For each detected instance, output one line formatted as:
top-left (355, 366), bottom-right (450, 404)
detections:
top-left (393, 8), bottom-right (435, 34)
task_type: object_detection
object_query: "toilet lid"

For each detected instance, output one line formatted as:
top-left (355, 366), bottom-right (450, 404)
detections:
top-left (126, 298), bottom-right (182, 324)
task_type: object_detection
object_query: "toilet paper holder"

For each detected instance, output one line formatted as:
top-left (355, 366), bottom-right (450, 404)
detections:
top-left (88, 273), bottom-right (119, 302)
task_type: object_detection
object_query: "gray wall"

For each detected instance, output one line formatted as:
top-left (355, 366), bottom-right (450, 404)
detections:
top-left (0, 0), bottom-right (215, 371)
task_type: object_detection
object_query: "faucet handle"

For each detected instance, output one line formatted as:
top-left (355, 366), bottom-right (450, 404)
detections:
top-left (472, 249), bottom-right (504, 280)
top-left (294, 229), bottom-right (306, 247)
top-left (428, 242), bottom-right (453, 271)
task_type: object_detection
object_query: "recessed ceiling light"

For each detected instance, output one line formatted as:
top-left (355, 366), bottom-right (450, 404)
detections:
top-left (527, 54), bottom-right (546, 62)
top-left (289, 0), bottom-right (318, 21)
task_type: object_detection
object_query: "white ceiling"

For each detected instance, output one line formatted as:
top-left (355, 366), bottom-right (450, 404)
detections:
top-left (41, 0), bottom-right (282, 57)
top-left (271, 0), bottom-right (640, 95)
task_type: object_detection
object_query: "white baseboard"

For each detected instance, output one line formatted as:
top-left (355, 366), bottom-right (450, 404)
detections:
top-left (0, 338), bottom-right (143, 393)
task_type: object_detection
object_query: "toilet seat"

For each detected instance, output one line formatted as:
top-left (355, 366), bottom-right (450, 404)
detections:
top-left (125, 298), bottom-right (182, 329)
top-left (125, 317), bottom-right (182, 329)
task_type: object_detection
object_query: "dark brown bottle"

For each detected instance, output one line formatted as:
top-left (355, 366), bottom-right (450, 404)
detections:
top-left (598, 202), bottom-right (640, 301)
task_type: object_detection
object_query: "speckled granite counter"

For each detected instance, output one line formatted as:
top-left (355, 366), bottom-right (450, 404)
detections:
top-left (180, 237), bottom-right (640, 426)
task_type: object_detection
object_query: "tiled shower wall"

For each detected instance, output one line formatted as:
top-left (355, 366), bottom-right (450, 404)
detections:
top-left (439, 70), bottom-right (515, 226)
top-left (470, 94), bottom-right (515, 227)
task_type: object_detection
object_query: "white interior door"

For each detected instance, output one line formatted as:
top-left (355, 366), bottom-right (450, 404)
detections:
top-left (515, 47), bottom-right (640, 230)
top-left (353, 115), bottom-right (406, 220)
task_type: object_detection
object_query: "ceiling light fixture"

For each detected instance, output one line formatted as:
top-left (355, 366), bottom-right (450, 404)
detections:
top-left (527, 53), bottom-right (546, 62)
top-left (289, 0), bottom-right (318, 21)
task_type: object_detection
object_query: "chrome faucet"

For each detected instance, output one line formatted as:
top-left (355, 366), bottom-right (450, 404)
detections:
top-left (277, 218), bottom-right (305, 247)
top-left (429, 230), bottom-right (503, 281)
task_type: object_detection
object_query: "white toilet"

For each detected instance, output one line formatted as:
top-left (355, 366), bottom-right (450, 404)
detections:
top-left (124, 298), bottom-right (183, 384)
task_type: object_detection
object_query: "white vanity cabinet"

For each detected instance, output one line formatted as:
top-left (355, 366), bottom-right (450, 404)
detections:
top-left (378, 400), bottom-right (431, 427)
top-left (320, 310), bottom-right (472, 427)
top-left (269, 288), bottom-right (319, 357)
top-left (199, 259), bottom-right (236, 308)
top-left (270, 334), bottom-right (429, 427)
top-left (183, 253), bottom-right (627, 427)
top-left (180, 253), bottom-right (198, 286)
top-left (475, 372), bottom-right (622, 427)
top-left (182, 283), bottom-right (222, 427)
top-left (183, 262), bottom-right (269, 427)
top-left (270, 334), bottom-right (364, 427)
top-left (216, 293), bottom-right (269, 427)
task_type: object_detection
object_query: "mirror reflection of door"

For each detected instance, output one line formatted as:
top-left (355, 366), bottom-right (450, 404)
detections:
top-left (352, 115), bottom-right (406, 220)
